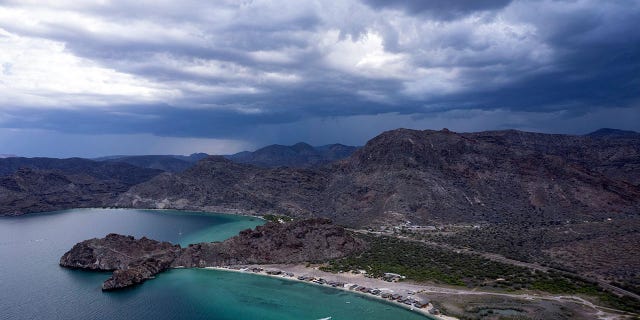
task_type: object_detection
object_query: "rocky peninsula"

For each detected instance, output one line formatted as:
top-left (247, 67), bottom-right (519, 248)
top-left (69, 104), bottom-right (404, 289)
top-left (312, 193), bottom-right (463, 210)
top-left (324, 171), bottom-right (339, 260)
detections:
top-left (59, 219), bottom-right (366, 290)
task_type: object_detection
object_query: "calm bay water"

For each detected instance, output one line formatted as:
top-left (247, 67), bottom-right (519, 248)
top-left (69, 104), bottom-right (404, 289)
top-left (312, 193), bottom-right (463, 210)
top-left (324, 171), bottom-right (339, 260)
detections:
top-left (0, 209), bottom-right (429, 320)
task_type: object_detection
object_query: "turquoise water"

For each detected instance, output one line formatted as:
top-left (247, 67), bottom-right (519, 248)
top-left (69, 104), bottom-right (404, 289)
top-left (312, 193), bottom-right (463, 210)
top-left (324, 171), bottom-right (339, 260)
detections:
top-left (0, 209), bottom-right (429, 320)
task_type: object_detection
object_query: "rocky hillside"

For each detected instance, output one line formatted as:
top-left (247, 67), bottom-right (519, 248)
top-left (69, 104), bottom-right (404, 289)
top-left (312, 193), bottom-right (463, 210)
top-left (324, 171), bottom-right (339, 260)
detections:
top-left (4, 128), bottom-right (639, 226)
top-left (225, 142), bottom-right (358, 168)
top-left (60, 219), bottom-right (365, 290)
top-left (118, 155), bottom-right (331, 217)
top-left (333, 128), bottom-right (640, 225)
top-left (0, 158), bottom-right (162, 215)
top-left (0, 157), bottom-right (162, 184)
top-left (174, 218), bottom-right (366, 267)
top-left (119, 128), bottom-right (640, 227)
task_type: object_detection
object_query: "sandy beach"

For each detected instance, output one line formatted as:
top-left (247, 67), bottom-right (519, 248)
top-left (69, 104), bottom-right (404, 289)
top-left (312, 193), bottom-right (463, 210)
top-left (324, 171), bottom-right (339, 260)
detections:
top-left (201, 264), bottom-right (457, 320)
top-left (196, 264), bottom-right (636, 320)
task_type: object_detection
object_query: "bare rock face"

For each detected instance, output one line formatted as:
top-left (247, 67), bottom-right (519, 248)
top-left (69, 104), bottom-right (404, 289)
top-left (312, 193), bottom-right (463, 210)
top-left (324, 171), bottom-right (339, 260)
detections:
top-left (59, 234), bottom-right (181, 290)
top-left (102, 258), bottom-right (175, 290)
top-left (60, 219), bottom-right (366, 290)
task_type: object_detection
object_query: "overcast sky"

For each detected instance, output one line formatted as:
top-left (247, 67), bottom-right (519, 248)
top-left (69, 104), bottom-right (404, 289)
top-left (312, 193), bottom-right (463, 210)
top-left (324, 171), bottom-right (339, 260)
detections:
top-left (1, 0), bottom-right (639, 157)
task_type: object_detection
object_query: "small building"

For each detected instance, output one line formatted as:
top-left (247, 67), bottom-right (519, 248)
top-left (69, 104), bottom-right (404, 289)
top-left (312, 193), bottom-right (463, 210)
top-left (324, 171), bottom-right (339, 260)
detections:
top-left (383, 272), bottom-right (406, 282)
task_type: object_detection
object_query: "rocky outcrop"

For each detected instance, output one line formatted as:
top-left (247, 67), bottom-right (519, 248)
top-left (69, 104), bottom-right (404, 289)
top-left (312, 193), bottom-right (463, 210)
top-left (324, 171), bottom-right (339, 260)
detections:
top-left (173, 218), bottom-right (366, 267)
top-left (60, 219), bottom-right (365, 290)
top-left (60, 234), bottom-right (181, 290)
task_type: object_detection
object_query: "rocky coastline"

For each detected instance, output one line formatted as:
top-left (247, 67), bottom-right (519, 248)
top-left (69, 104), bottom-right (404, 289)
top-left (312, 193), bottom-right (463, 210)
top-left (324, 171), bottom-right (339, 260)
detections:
top-left (59, 233), bottom-right (182, 290)
top-left (59, 219), bottom-right (366, 290)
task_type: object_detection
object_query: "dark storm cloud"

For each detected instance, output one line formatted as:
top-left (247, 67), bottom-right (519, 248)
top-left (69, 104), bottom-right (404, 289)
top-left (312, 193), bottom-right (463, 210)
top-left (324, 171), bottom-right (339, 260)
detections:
top-left (362, 0), bottom-right (513, 19)
top-left (0, 0), bottom-right (639, 154)
top-left (458, 1), bottom-right (640, 113)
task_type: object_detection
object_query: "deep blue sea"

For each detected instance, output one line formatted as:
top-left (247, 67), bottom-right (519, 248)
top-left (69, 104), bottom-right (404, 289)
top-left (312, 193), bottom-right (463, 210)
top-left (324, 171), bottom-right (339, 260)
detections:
top-left (0, 209), bottom-right (429, 319)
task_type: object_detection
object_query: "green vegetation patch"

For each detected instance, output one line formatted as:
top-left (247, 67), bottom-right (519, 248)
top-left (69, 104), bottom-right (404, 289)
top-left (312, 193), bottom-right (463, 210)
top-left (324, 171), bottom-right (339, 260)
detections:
top-left (322, 235), bottom-right (640, 313)
top-left (322, 235), bottom-right (529, 286)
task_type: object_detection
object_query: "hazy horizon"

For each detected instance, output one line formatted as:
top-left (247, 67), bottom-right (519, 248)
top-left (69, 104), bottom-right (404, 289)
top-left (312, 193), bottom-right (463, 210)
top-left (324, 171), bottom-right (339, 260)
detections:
top-left (2, 126), bottom-right (637, 158)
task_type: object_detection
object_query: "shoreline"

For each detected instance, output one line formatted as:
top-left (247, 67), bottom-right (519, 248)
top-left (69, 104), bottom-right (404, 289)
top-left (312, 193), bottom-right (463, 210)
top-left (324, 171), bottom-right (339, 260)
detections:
top-left (132, 207), bottom-right (267, 221)
top-left (1, 207), bottom-right (268, 222)
top-left (190, 264), bottom-right (635, 320)
top-left (193, 265), bottom-right (456, 320)
top-left (134, 207), bottom-right (266, 220)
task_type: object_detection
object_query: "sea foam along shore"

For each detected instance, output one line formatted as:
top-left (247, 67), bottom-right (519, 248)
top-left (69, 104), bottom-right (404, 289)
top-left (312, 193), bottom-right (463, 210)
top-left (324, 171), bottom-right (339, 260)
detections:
top-left (194, 265), bottom-right (458, 320)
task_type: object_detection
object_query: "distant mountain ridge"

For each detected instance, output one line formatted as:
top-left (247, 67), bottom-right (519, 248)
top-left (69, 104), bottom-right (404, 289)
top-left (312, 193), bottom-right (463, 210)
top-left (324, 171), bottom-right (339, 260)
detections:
top-left (586, 128), bottom-right (640, 139)
top-left (225, 143), bottom-right (358, 168)
top-left (93, 142), bottom-right (359, 171)
top-left (94, 153), bottom-right (208, 162)
top-left (94, 153), bottom-right (209, 173)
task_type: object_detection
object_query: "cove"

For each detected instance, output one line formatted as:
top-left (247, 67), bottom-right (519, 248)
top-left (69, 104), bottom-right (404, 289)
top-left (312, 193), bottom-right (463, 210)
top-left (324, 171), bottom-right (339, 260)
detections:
top-left (0, 208), bottom-right (429, 320)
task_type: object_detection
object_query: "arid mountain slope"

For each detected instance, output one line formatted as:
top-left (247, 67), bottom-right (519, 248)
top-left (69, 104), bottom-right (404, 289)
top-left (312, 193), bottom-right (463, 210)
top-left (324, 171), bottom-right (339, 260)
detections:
top-left (0, 168), bottom-right (138, 215)
top-left (119, 156), bottom-right (331, 218)
top-left (0, 158), bottom-right (162, 215)
top-left (118, 128), bottom-right (640, 227)
top-left (0, 157), bottom-right (162, 184)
